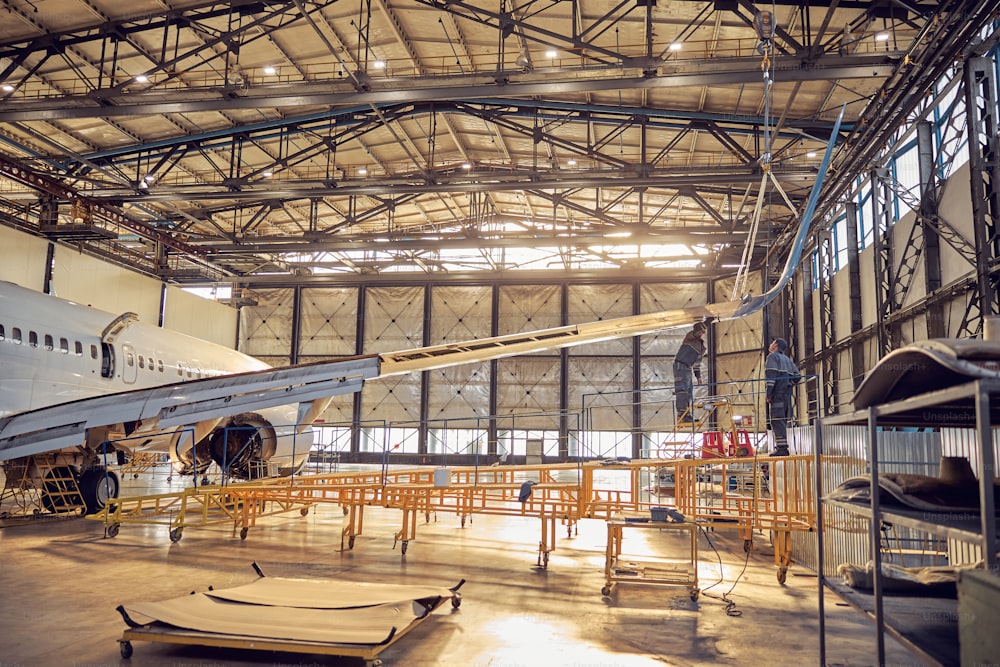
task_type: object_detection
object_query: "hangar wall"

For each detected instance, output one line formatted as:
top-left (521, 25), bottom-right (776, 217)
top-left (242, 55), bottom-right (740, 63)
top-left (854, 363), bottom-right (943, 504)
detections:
top-left (1, 225), bottom-right (238, 346)
top-left (0, 226), bottom-right (48, 290)
top-left (237, 278), bottom-right (759, 457)
top-left (802, 156), bottom-right (980, 415)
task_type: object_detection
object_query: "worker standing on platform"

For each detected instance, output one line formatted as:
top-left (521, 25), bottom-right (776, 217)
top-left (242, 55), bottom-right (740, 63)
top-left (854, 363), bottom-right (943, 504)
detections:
top-left (765, 338), bottom-right (800, 456)
top-left (673, 321), bottom-right (707, 424)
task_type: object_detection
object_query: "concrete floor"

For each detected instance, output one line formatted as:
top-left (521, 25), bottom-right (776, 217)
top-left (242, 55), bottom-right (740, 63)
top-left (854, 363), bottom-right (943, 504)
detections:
top-left (0, 467), bottom-right (919, 667)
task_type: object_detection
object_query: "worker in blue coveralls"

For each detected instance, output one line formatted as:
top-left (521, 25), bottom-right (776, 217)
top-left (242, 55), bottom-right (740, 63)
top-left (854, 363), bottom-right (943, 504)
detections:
top-left (765, 337), bottom-right (800, 456)
top-left (673, 321), bottom-right (707, 423)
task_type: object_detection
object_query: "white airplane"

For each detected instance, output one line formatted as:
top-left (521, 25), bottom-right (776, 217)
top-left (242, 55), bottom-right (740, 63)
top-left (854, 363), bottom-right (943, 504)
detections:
top-left (0, 110), bottom-right (842, 514)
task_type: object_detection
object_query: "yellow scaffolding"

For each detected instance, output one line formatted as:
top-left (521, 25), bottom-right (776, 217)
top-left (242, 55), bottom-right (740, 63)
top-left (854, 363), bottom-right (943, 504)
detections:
top-left (88, 455), bottom-right (816, 581)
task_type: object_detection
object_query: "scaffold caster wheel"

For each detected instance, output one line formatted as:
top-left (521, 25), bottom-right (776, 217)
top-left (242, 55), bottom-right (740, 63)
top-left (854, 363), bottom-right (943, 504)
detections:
top-left (106, 523), bottom-right (120, 538)
top-left (451, 594), bottom-right (462, 609)
top-left (743, 539), bottom-right (753, 553)
top-left (342, 506), bottom-right (349, 516)
top-left (461, 516), bottom-right (466, 528)
top-left (169, 527), bottom-right (183, 543)
top-left (300, 507), bottom-right (309, 516)
top-left (348, 535), bottom-right (355, 549)
top-left (777, 566), bottom-right (788, 584)
top-left (119, 640), bottom-right (133, 659)
top-left (133, 473), bottom-right (139, 479)
top-left (601, 585), bottom-right (612, 596)
top-left (240, 527), bottom-right (249, 540)
top-left (401, 540), bottom-right (408, 555)
top-left (690, 588), bottom-right (700, 601)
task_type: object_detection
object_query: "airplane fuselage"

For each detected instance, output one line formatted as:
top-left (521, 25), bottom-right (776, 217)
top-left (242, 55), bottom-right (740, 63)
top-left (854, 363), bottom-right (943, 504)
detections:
top-left (0, 281), bottom-right (310, 506)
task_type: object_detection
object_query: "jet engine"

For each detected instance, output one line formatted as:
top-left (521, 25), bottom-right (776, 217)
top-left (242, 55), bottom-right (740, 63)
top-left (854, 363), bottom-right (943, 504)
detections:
top-left (206, 412), bottom-right (278, 479)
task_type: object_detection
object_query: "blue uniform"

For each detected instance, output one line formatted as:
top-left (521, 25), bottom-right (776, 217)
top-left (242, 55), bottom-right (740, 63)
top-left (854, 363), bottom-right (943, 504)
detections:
top-left (765, 345), bottom-right (800, 451)
top-left (673, 327), bottom-right (706, 420)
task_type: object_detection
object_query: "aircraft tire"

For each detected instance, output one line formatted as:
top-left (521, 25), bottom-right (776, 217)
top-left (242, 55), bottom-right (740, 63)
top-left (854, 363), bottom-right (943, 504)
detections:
top-left (80, 468), bottom-right (120, 514)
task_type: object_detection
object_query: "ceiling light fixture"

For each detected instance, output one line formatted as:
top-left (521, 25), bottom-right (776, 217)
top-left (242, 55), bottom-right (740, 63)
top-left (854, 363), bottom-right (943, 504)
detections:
top-left (1, 84), bottom-right (13, 92)
top-left (358, 168), bottom-right (368, 175)
top-left (669, 42), bottom-right (683, 52)
top-left (874, 32), bottom-right (890, 42)
top-left (372, 60), bottom-right (386, 69)
top-left (135, 74), bottom-right (148, 83)
top-left (263, 66), bottom-right (277, 75)
top-left (545, 50), bottom-right (557, 59)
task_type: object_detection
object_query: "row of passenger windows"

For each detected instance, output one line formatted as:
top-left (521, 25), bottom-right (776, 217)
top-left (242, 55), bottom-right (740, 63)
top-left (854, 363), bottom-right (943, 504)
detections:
top-left (1, 323), bottom-right (208, 379)
top-left (124, 351), bottom-right (206, 379)
top-left (1, 324), bottom-right (92, 357)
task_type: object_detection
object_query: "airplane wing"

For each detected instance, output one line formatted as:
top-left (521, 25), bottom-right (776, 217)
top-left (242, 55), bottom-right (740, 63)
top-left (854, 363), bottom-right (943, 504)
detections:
top-left (378, 300), bottom-right (745, 376)
top-left (0, 355), bottom-right (381, 461)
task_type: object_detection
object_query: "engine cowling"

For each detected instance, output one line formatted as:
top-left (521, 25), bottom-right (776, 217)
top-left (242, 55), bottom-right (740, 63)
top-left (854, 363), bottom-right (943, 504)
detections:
top-left (206, 413), bottom-right (278, 479)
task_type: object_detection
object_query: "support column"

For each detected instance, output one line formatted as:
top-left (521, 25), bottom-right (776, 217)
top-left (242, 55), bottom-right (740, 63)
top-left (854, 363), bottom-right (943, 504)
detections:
top-left (844, 202), bottom-right (866, 392)
top-left (917, 121), bottom-right (946, 338)
top-left (816, 229), bottom-right (838, 414)
top-left (964, 56), bottom-right (1000, 335)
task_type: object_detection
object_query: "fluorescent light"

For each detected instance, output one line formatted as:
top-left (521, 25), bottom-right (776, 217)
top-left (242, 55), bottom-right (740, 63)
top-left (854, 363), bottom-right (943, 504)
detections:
top-left (1, 84), bottom-right (13, 92)
top-left (462, 163), bottom-right (471, 169)
top-left (807, 151), bottom-right (817, 158)
top-left (263, 66), bottom-right (277, 75)
top-left (874, 32), bottom-right (890, 42)
top-left (669, 42), bottom-right (683, 52)
top-left (358, 168), bottom-right (368, 175)
top-left (262, 171), bottom-right (273, 177)
top-left (143, 174), bottom-right (155, 183)
top-left (372, 60), bottom-right (386, 69)
top-left (546, 50), bottom-right (557, 59)
top-left (135, 74), bottom-right (148, 83)
top-left (567, 159), bottom-right (577, 166)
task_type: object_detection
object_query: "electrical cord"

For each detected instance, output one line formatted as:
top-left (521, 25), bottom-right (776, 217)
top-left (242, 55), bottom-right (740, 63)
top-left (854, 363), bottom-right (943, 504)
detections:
top-left (692, 440), bottom-right (776, 617)
top-left (696, 522), bottom-right (746, 617)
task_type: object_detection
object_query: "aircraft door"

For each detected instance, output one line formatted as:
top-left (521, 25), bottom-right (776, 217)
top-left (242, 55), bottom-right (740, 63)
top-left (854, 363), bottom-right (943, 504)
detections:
top-left (122, 344), bottom-right (137, 384)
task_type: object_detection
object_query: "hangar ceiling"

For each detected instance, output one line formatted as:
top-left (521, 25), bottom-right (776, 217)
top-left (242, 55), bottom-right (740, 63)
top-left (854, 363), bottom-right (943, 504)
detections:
top-left (0, 0), bottom-right (993, 287)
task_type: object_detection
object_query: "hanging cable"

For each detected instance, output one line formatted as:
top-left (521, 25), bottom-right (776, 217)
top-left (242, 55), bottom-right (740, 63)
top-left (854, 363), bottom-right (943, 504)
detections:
top-left (732, 5), bottom-right (782, 302)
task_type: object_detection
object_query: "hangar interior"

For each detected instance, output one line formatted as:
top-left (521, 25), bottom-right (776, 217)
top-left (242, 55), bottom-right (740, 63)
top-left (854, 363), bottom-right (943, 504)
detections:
top-left (2, 1), bottom-right (1000, 666)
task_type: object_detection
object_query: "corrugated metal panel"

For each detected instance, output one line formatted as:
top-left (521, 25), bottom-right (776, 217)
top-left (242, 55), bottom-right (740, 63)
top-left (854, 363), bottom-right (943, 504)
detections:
top-left (795, 424), bottom-right (951, 576)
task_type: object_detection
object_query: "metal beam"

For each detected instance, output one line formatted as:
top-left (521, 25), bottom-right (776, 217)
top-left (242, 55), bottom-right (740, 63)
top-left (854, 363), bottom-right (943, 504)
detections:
top-left (0, 55), bottom-right (899, 122)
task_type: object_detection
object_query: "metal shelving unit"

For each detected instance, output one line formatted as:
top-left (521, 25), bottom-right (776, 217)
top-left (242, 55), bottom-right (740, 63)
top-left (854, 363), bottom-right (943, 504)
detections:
top-left (816, 378), bottom-right (1000, 666)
